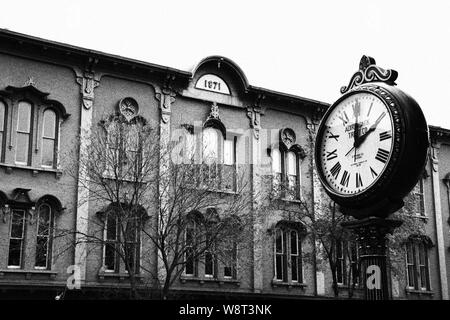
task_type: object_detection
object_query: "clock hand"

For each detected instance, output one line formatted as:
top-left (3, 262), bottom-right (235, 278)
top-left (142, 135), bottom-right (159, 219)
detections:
top-left (354, 116), bottom-right (383, 148)
top-left (345, 145), bottom-right (355, 157)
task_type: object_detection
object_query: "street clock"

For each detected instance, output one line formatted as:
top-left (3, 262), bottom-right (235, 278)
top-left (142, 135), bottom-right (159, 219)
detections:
top-left (315, 56), bottom-right (429, 219)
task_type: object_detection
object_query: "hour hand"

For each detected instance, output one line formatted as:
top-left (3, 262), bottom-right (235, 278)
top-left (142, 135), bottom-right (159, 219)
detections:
top-left (354, 128), bottom-right (374, 148)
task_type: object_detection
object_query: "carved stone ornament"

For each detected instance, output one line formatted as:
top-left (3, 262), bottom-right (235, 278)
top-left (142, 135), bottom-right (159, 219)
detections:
top-left (280, 128), bottom-right (296, 149)
top-left (76, 72), bottom-right (99, 110)
top-left (340, 55), bottom-right (398, 94)
top-left (246, 106), bottom-right (262, 140)
top-left (1, 205), bottom-right (10, 223)
top-left (24, 77), bottom-right (36, 87)
top-left (161, 114), bottom-right (170, 124)
top-left (118, 97), bottom-right (139, 121)
top-left (207, 102), bottom-right (220, 121)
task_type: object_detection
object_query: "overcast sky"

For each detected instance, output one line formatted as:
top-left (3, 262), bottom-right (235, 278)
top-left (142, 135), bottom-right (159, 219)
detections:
top-left (2, 0), bottom-right (449, 128)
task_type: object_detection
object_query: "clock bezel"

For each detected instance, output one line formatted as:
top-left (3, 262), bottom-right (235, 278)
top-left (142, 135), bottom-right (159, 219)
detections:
top-left (315, 84), bottom-right (405, 208)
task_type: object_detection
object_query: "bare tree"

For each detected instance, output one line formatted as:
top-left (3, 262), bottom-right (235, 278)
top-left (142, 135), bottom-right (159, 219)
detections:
top-left (58, 115), bottom-right (254, 299)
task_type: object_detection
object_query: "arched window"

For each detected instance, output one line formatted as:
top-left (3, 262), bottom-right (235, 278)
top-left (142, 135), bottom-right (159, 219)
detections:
top-left (184, 219), bottom-right (199, 276)
top-left (8, 209), bottom-right (26, 268)
top-left (15, 101), bottom-right (32, 165)
top-left (271, 147), bottom-right (302, 199)
top-left (41, 109), bottom-right (57, 168)
top-left (202, 127), bottom-right (221, 164)
top-left (0, 85), bottom-right (69, 172)
top-left (102, 204), bottom-right (143, 274)
top-left (35, 203), bottom-right (55, 269)
top-left (273, 221), bottom-right (306, 284)
top-left (104, 212), bottom-right (119, 272)
top-left (0, 101), bottom-right (6, 161)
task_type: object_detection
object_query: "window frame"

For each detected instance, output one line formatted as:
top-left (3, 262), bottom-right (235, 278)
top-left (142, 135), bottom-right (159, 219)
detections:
top-left (0, 99), bottom-right (7, 162)
top-left (15, 100), bottom-right (34, 166)
top-left (40, 108), bottom-right (59, 169)
top-left (0, 87), bottom-right (68, 172)
top-left (34, 203), bottom-right (55, 270)
top-left (7, 209), bottom-right (27, 269)
top-left (271, 147), bottom-right (302, 200)
top-left (273, 226), bottom-right (304, 284)
top-left (405, 240), bottom-right (431, 291)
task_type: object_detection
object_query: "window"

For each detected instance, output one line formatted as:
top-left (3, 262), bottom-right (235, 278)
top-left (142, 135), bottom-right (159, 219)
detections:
top-left (335, 240), bottom-right (359, 286)
top-left (103, 210), bottom-right (141, 274)
top-left (105, 120), bottom-right (144, 180)
top-left (204, 233), bottom-right (216, 277)
top-left (104, 213), bottom-right (119, 272)
top-left (0, 101), bottom-right (6, 161)
top-left (184, 125), bottom-right (236, 191)
top-left (223, 240), bottom-right (237, 279)
top-left (184, 221), bottom-right (198, 276)
top-left (336, 241), bottom-right (346, 285)
top-left (272, 148), bottom-right (282, 195)
top-left (15, 101), bottom-right (32, 165)
top-left (402, 179), bottom-right (425, 216)
top-left (125, 217), bottom-right (141, 274)
top-left (0, 86), bottom-right (68, 171)
top-left (274, 227), bottom-right (303, 283)
top-left (35, 203), bottom-right (55, 269)
top-left (41, 109), bottom-right (57, 168)
top-left (8, 209), bottom-right (26, 268)
top-left (271, 147), bottom-right (302, 199)
top-left (406, 241), bottom-right (431, 291)
top-left (4, 192), bottom-right (61, 270)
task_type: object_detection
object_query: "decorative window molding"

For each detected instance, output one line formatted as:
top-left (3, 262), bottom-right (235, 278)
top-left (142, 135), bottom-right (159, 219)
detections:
top-left (1, 189), bottom-right (63, 271)
top-left (268, 128), bottom-right (306, 200)
top-left (0, 84), bottom-right (70, 172)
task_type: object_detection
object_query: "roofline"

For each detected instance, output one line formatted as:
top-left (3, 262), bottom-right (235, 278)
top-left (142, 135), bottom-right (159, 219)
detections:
top-left (0, 28), bottom-right (191, 78)
top-left (429, 125), bottom-right (450, 136)
top-left (0, 28), bottom-right (332, 107)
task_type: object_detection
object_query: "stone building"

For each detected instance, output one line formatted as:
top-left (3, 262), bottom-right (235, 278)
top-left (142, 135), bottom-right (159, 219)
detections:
top-left (0, 28), bottom-right (448, 300)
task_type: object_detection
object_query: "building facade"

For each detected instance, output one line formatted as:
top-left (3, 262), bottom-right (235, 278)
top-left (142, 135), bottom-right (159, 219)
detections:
top-left (0, 29), bottom-right (449, 300)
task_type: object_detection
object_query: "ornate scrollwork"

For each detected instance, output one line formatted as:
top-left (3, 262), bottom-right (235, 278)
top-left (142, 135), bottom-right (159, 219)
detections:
top-left (340, 55), bottom-right (398, 94)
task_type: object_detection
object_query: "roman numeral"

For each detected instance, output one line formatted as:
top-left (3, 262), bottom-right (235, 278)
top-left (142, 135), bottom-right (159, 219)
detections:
top-left (379, 130), bottom-right (392, 141)
top-left (367, 102), bottom-right (373, 117)
top-left (328, 132), bottom-right (339, 141)
top-left (375, 148), bottom-right (390, 163)
top-left (340, 170), bottom-right (350, 187)
top-left (356, 172), bottom-right (363, 188)
top-left (326, 149), bottom-right (338, 161)
top-left (352, 99), bottom-right (360, 118)
top-left (370, 167), bottom-right (378, 178)
top-left (338, 111), bottom-right (349, 125)
top-left (330, 162), bottom-right (341, 180)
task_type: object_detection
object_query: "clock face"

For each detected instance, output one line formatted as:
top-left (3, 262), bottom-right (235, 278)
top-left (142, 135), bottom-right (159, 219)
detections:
top-left (318, 92), bottom-right (394, 196)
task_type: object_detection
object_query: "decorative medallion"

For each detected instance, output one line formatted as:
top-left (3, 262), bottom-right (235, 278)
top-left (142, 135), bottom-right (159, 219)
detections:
top-left (118, 97), bottom-right (139, 121)
top-left (340, 55), bottom-right (398, 94)
top-left (280, 128), bottom-right (296, 149)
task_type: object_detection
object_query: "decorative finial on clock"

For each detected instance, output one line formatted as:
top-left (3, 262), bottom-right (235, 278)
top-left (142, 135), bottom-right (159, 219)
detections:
top-left (340, 55), bottom-right (398, 94)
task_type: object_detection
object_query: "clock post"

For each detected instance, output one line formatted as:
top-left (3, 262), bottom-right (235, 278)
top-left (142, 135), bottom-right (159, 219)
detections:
top-left (314, 56), bottom-right (429, 300)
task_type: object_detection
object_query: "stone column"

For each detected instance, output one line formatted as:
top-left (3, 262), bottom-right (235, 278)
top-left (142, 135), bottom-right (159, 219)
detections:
top-left (247, 101), bottom-right (264, 293)
top-left (155, 83), bottom-right (176, 284)
top-left (74, 67), bottom-right (99, 283)
top-left (429, 142), bottom-right (449, 299)
top-left (343, 217), bottom-right (402, 300)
